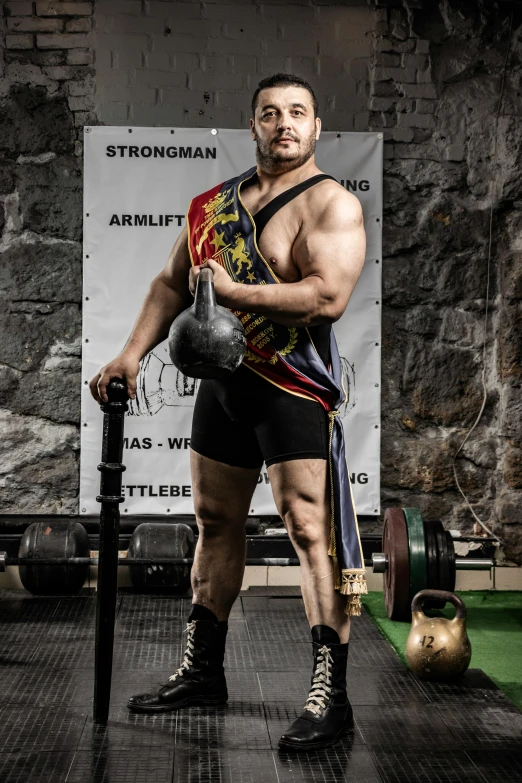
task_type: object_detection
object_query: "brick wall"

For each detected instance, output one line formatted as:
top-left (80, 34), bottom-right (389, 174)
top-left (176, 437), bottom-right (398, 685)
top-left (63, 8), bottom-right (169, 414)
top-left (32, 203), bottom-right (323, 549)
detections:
top-left (93, 0), bottom-right (374, 128)
top-left (4, 0), bottom-right (95, 124)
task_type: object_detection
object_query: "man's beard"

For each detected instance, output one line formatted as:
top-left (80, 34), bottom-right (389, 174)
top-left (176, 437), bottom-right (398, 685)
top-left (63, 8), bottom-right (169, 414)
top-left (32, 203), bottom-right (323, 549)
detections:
top-left (255, 128), bottom-right (317, 173)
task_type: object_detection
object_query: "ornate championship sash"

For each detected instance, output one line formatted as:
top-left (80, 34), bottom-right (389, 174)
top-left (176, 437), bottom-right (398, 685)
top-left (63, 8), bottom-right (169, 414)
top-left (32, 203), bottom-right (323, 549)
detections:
top-left (187, 166), bottom-right (367, 616)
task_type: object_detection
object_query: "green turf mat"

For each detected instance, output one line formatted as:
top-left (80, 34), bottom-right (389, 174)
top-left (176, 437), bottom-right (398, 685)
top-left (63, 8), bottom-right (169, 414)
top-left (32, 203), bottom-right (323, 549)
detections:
top-left (361, 591), bottom-right (522, 711)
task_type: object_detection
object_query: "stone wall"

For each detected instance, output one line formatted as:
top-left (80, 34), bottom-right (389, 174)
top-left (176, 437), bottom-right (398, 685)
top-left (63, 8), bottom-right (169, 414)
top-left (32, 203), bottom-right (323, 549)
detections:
top-left (1, 1), bottom-right (95, 513)
top-left (370, 0), bottom-right (522, 563)
top-left (0, 0), bottom-right (520, 562)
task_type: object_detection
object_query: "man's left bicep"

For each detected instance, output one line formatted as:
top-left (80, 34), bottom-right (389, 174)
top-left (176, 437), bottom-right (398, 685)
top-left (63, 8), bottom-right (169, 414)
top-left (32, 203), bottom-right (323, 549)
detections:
top-left (297, 213), bottom-right (366, 321)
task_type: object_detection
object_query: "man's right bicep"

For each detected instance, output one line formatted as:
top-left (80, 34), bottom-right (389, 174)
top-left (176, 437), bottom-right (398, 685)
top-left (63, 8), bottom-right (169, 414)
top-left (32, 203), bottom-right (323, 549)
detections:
top-left (156, 225), bottom-right (192, 300)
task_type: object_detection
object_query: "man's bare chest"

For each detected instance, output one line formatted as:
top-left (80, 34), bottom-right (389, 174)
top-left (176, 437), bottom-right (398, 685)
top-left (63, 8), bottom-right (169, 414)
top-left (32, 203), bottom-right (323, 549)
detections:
top-left (240, 191), bottom-right (304, 283)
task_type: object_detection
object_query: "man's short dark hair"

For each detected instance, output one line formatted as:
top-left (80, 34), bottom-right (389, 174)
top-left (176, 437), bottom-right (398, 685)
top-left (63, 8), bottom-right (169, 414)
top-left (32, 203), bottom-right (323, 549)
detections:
top-left (251, 73), bottom-right (318, 118)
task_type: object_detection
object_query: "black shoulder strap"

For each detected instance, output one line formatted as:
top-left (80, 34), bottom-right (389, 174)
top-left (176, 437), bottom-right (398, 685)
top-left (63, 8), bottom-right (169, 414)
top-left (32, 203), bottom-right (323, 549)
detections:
top-left (253, 174), bottom-right (337, 239)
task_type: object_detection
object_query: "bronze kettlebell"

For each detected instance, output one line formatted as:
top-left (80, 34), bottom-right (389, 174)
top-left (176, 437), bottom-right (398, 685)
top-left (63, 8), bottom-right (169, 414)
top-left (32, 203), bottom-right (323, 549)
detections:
top-left (168, 267), bottom-right (246, 379)
top-left (406, 589), bottom-right (472, 681)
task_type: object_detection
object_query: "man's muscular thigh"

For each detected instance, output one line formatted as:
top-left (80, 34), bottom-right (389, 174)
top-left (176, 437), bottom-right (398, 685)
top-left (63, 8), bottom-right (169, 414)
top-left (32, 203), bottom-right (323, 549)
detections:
top-left (268, 458), bottom-right (330, 548)
top-left (190, 450), bottom-right (260, 530)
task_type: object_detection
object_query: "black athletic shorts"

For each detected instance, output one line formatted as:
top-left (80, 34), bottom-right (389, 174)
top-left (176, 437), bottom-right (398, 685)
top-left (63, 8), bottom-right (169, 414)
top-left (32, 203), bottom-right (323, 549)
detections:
top-left (191, 363), bottom-right (329, 469)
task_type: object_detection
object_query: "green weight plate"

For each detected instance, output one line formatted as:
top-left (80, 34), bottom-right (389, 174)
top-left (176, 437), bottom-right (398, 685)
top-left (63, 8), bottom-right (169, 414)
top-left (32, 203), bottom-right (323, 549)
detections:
top-left (403, 507), bottom-right (428, 604)
top-left (445, 530), bottom-right (456, 592)
top-left (382, 508), bottom-right (410, 621)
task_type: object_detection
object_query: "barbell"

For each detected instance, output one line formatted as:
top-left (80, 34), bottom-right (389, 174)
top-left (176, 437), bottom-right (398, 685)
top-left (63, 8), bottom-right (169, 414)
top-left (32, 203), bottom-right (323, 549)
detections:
top-left (372, 508), bottom-right (494, 621)
top-left (0, 519), bottom-right (333, 594)
top-left (2, 511), bottom-right (495, 617)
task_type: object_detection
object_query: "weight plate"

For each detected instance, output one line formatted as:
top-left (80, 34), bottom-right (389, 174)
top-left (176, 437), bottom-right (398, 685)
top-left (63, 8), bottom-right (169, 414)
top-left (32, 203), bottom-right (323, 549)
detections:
top-left (382, 508), bottom-right (410, 621)
top-left (403, 507), bottom-right (427, 604)
top-left (445, 530), bottom-right (456, 592)
top-left (424, 520), bottom-right (439, 590)
top-left (424, 520), bottom-right (445, 610)
top-left (128, 522), bottom-right (194, 593)
top-left (436, 523), bottom-right (451, 594)
top-left (18, 521), bottom-right (89, 596)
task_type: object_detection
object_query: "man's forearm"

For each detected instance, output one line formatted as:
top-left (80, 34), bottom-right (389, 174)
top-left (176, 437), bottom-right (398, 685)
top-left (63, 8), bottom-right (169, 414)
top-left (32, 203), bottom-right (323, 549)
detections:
top-left (219, 278), bottom-right (337, 327)
top-left (122, 278), bottom-right (189, 360)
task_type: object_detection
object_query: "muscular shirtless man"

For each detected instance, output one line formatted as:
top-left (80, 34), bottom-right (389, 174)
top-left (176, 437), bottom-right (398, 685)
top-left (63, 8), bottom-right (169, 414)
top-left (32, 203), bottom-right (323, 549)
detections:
top-left (90, 73), bottom-right (367, 752)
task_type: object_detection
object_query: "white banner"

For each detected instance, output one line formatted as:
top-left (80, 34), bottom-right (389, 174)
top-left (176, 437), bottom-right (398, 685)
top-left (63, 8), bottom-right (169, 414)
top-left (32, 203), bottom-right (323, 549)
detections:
top-left (81, 128), bottom-right (382, 516)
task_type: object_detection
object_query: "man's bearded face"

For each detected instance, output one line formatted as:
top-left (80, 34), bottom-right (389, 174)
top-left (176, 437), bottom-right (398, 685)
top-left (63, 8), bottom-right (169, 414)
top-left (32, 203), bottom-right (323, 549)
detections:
top-left (252, 86), bottom-right (319, 173)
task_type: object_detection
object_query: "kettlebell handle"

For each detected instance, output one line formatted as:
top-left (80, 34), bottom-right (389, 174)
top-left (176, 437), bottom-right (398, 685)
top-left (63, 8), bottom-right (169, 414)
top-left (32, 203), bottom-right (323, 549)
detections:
top-left (411, 589), bottom-right (467, 619)
top-left (198, 266), bottom-right (213, 283)
top-left (194, 265), bottom-right (217, 319)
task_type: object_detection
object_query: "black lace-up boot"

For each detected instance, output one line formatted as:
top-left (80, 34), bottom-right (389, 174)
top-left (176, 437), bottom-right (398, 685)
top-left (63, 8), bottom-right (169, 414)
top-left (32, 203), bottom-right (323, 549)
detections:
top-left (127, 605), bottom-right (228, 713)
top-left (278, 625), bottom-right (354, 752)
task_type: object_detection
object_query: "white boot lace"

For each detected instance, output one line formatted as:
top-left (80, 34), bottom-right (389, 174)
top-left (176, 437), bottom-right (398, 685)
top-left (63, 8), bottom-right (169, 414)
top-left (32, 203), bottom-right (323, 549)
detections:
top-left (168, 620), bottom-right (197, 682)
top-left (304, 644), bottom-right (333, 716)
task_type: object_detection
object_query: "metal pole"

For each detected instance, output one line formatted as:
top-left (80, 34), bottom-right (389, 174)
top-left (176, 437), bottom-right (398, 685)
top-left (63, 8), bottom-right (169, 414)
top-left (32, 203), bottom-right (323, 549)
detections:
top-left (372, 552), bottom-right (495, 573)
top-left (93, 377), bottom-right (128, 725)
top-left (0, 555), bottom-right (497, 569)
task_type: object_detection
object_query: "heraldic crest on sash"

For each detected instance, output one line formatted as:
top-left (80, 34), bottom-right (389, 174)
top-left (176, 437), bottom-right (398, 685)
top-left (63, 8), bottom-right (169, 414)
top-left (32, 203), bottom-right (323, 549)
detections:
top-left (189, 172), bottom-right (303, 369)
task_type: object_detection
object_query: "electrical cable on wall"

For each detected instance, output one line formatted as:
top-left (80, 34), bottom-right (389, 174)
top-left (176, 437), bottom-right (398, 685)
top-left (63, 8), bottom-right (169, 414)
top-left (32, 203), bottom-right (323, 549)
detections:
top-left (451, 8), bottom-right (515, 545)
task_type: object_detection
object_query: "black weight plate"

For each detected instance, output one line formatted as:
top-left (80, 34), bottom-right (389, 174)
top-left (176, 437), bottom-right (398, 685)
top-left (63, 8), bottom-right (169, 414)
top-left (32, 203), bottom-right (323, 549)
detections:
top-left (18, 521), bottom-right (89, 595)
top-left (424, 520), bottom-right (438, 589)
top-left (403, 507), bottom-right (427, 603)
top-left (424, 520), bottom-right (445, 610)
top-left (446, 530), bottom-right (456, 592)
top-left (436, 523), bottom-right (451, 595)
top-left (382, 508), bottom-right (410, 621)
top-left (128, 522), bottom-right (194, 593)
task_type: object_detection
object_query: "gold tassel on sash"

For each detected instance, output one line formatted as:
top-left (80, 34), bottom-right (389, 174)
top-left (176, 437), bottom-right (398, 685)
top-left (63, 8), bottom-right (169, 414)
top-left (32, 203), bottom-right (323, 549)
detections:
top-left (326, 411), bottom-right (368, 618)
top-left (340, 570), bottom-right (368, 617)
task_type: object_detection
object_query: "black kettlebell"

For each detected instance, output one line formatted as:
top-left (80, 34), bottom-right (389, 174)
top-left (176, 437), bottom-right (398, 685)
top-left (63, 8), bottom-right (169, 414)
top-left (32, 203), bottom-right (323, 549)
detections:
top-left (168, 267), bottom-right (246, 379)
